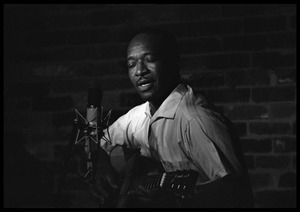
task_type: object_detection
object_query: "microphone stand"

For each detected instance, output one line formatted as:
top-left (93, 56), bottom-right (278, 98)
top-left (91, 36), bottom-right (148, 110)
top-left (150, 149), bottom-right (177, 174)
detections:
top-left (55, 107), bottom-right (112, 208)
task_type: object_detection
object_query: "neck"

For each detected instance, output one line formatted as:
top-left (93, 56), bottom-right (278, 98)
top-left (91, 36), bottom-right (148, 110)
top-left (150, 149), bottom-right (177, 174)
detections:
top-left (149, 80), bottom-right (181, 116)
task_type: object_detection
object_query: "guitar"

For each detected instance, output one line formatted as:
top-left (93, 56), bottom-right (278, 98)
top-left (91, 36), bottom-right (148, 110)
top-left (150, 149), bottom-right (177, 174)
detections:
top-left (105, 145), bottom-right (199, 208)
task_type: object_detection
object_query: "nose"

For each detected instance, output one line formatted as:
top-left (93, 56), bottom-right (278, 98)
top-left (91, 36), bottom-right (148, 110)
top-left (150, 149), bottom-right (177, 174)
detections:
top-left (135, 59), bottom-right (148, 76)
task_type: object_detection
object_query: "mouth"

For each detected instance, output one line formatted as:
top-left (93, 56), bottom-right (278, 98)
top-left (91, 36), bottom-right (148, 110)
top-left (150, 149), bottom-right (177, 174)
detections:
top-left (137, 78), bottom-right (154, 92)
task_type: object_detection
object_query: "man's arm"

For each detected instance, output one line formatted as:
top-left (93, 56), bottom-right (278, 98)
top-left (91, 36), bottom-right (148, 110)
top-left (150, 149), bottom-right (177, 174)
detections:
top-left (181, 116), bottom-right (254, 207)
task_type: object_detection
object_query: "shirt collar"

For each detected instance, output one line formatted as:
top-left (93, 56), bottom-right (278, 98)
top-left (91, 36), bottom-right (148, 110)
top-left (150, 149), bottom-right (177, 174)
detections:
top-left (144, 83), bottom-right (188, 121)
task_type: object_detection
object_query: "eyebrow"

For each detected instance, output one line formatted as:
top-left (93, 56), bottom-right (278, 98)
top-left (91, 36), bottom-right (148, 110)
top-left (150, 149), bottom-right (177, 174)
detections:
top-left (127, 52), bottom-right (154, 61)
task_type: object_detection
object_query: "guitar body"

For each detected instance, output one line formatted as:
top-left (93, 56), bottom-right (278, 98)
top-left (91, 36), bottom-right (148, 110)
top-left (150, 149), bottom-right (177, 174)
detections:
top-left (108, 145), bottom-right (199, 208)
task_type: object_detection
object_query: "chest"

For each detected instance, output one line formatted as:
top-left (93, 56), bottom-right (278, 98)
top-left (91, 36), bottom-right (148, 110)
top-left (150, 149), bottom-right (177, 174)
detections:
top-left (132, 118), bottom-right (183, 162)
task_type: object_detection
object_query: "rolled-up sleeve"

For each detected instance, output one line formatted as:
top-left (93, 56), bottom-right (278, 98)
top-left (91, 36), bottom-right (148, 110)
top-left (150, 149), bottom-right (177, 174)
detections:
top-left (100, 114), bottom-right (130, 154)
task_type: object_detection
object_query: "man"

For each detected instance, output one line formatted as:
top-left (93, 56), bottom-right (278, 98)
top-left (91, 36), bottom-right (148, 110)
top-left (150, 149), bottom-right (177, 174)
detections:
top-left (90, 28), bottom-right (254, 208)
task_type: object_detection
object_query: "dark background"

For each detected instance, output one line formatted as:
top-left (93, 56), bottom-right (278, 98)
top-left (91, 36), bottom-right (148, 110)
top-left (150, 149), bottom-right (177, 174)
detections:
top-left (4, 4), bottom-right (296, 208)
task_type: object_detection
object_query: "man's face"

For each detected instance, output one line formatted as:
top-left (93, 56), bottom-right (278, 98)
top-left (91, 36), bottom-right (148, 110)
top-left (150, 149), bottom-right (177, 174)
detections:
top-left (127, 34), bottom-right (172, 103)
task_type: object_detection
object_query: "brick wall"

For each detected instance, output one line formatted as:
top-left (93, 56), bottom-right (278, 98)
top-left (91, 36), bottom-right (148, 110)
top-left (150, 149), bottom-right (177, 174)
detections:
top-left (4, 4), bottom-right (296, 208)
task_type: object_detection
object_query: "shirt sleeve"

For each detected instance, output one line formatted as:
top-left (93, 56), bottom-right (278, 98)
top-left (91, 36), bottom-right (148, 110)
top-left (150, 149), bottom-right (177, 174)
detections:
top-left (182, 113), bottom-right (243, 183)
top-left (100, 113), bottom-right (131, 154)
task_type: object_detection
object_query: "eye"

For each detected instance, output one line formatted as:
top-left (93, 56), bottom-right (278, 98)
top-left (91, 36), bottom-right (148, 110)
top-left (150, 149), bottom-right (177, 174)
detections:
top-left (145, 55), bottom-right (158, 63)
top-left (127, 59), bottom-right (136, 68)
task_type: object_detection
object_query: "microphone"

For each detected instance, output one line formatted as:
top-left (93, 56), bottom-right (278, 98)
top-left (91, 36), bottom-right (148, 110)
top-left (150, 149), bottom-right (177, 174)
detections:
top-left (57, 87), bottom-right (112, 203)
top-left (86, 87), bottom-right (102, 144)
top-left (84, 87), bottom-right (102, 179)
top-left (72, 87), bottom-right (112, 181)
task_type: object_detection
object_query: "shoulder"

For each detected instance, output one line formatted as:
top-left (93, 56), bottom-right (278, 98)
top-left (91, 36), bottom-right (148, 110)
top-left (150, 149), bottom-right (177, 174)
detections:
top-left (178, 86), bottom-right (230, 131)
top-left (177, 84), bottom-right (215, 121)
top-left (125, 102), bottom-right (148, 118)
top-left (114, 102), bottom-right (148, 125)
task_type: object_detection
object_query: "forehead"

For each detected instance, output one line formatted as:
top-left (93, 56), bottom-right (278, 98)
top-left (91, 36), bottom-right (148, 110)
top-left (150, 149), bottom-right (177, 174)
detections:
top-left (127, 34), bottom-right (164, 57)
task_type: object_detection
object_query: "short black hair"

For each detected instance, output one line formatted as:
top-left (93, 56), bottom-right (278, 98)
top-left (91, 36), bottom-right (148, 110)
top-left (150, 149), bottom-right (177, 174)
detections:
top-left (127, 27), bottom-right (181, 64)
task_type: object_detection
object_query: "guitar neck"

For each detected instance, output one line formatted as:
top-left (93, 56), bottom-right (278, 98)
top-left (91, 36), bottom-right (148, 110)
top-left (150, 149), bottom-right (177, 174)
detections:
top-left (119, 173), bottom-right (164, 196)
top-left (134, 173), bottom-right (166, 189)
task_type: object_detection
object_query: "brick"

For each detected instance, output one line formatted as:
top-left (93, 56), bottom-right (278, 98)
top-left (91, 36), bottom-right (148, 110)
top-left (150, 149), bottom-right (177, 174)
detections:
top-left (120, 92), bottom-right (144, 107)
top-left (89, 7), bottom-right (137, 26)
top-left (249, 122), bottom-right (291, 135)
top-left (273, 136), bottom-right (296, 153)
top-left (184, 72), bottom-right (225, 88)
top-left (180, 56), bottom-right (205, 73)
top-left (26, 43), bottom-right (127, 62)
top-left (265, 4), bottom-right (296, 14)
top-left (244, 155), bottom-right (254, 169)
top-left (25, 64), bottom-right (76, 79)
top-left (252, 86), bottom-right (295, 102)
top-left (160, 19), bottom-right (242, 39)
top-left (224, 105), bottom-right (268, 120)
top-left (255, 155), bottom-right (290, 169)
top-left (6, 82), bottom-right (51, 97)
top-left (4, 96), bottom-right (32, 112)
top-left (96, 76), bottom-right (133, 92)
top-left (197, 88), bottom-right (250, 103)
top-left (278, 172), bottom-right (296, 188)
top-left (248, 172), bottom-right (271, 188)
top-left (27, 30), bottom-right (68, 47)
top-left (181, 53), bottom-right (250, 72)
top-left (102, 91), bottom-right (122, 111)
top-left (172, 4), bottom-right (222, 20)
top-left (255, 189), bottom-right (296, 208)
top-left (197, 19), bottom-right (243, 36)
top-left (225, 69), bottom-right (270, 87)
top-left (243, 16), bottom-right (287, 33)
top-left (240, 138), bottom-right (272, 153)
top-left (109, 24), bottom-right (137, 43)
top-left (4, 131), bottom-right (28, 147)
top-left (204, 53), bottom-right (251, 70)
top-left (269, 103), bottom-right (296, 119)
top-left (252, 51), bottom-right (296, 68)
top-left (50, 60), bottom-right (127, 78)
top-left (63, 28), bottom-right (111, 45)
top-left (223, 35), bottom-right (267, 51)
top-left (52, 112), bottom-right (76, 127)
top-left (32, 96), bottom-right (73, 111)
top-left (126, 4), bottom-right (222, 24)
top-left (178, 37), bottom-right (222, 55)
top-left (28, 28), bottom-right (111, 47)
top-left (51, 126), bottom-right (73, 142)
top-left (52, 79), bottom-right (95, 93)
top-left (214, 105), bottom-right (224, 115)
top-left (275, 67), bottom-right (296, 85)
top-left (267, 32), bottom-right (296, 49)
top-left (5, 5), bottom-right (49, 31)
top-left (58, 4), bottom-right (105, 11)
top-left (4, 112), bottom-right (31, 131)
top-left (222, 4), bottom-right (266, 17)
top-left (233, 122), bottom-right (247, 137)
top-left (49, 13), bottom-right (91, 29)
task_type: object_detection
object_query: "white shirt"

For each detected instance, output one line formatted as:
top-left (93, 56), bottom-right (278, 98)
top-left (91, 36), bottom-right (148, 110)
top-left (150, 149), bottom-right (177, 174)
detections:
top-left (101, 83), bottom-right (244, 184)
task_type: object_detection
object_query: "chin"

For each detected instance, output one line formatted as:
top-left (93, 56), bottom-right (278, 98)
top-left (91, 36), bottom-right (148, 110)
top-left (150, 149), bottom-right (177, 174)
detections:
top-left (139, 92), bottom-right (155, 102)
